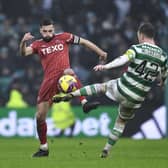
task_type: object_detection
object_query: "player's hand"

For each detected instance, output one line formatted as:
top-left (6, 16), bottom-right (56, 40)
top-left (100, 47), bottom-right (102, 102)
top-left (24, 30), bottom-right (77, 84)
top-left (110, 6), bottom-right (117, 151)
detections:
top-left (22, 32), bottom-right (34, 42)
top-left (93, 64), bottom-right (106, 71)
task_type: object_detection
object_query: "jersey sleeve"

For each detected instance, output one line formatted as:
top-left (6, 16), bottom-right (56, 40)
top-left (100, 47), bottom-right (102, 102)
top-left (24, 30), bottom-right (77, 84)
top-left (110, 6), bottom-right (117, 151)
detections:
top-left (30, 41), bottom-right (39, 54)
top-left (61, 32), bottom-right (80, 44)
top-left (123, 46), bottom-right (136, 61)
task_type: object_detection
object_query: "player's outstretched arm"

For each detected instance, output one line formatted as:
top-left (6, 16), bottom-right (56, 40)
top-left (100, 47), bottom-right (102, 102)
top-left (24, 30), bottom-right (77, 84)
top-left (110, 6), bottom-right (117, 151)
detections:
top-left (94, 55), bottom-right (130, 71)
top-left (79, 37), bottom-right (107, 62)
top-left (19, 32), bottom-right (34, 56)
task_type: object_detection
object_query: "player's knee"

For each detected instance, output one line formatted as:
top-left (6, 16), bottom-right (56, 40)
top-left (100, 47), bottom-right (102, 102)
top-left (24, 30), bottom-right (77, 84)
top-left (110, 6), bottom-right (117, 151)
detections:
top-left (120, 115), bottom-right (134, 121)
top-left (36, 111), bottom-right (46, 121)
top-left (118, 107), bottom-right (135, 121)
top-left (95, 83), bottom-right (106, 93)
top-left (118, 115), bottom-right (128, 122)
top-left (102, 83), bottom-right (107, 92)
top-left (63, 68), bottom-right (76, 76)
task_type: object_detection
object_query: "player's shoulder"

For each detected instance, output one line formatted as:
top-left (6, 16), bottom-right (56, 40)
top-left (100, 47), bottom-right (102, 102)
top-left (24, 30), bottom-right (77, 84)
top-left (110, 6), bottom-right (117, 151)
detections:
top-left (55, 32), bottom-right (64, 36)
top-left (131, 43), bottom-right (143, 50)
top-left (55, 32), bottom-right (72, 37)
top-left (162, 49), bottom-right (168, 59)
top-left (128, 44), bottom-right (138, 53)
top-left (155, 44), bottom-right (168, 57)
top-left (32, 39), bottom-right (43, 44)
top-left (54, 32), bottom-right (74, 42)
top-left (147, 43), bottom-right (167, 58)
top-left (30, 39), bottom-right (43, 47)
top-left (129, 43), bottom-right (148, 56)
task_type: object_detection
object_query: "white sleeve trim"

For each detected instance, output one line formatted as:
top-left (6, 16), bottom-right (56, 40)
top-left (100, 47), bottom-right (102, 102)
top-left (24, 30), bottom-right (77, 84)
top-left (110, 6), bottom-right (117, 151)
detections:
top-left (73, 35), bottom-right (80, 44)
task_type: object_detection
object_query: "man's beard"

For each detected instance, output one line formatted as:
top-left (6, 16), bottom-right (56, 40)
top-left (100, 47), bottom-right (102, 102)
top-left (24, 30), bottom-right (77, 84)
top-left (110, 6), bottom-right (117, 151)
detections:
top-left (42, 35), bottom-right (54, 42)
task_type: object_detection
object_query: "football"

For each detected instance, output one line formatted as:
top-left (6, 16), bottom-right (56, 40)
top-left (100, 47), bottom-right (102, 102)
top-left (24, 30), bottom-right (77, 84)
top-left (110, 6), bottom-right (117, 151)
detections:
top-left (58, 75), bottom-right (78, 93)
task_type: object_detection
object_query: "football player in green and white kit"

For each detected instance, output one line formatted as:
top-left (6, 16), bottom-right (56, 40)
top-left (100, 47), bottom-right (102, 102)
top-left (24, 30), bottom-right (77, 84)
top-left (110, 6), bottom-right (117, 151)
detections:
top-left (52, 22), bottom-right (168, 158)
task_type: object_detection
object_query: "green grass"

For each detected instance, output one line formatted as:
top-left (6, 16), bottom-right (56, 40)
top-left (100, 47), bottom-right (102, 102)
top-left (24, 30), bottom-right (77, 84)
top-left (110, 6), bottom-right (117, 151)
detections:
top-left (0, 137), bottom-right (168, 168)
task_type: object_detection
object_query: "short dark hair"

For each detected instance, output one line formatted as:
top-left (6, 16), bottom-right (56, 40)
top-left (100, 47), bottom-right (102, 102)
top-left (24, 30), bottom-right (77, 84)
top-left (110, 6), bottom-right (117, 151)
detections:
top-left (40, 18), bottom-right (54, 27)
top-left (138, 22), bottom-right (155, 38)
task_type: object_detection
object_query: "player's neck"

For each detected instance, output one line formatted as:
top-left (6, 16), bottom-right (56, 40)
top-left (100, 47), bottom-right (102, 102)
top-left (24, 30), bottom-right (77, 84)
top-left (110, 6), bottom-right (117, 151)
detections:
top-left (142, 38), bottom-right (155, 45)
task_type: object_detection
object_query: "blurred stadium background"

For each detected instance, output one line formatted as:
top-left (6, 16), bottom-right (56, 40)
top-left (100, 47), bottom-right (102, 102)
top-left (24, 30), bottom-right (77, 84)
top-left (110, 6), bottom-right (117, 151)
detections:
top-left (0, 0), bottom-right (168, 140)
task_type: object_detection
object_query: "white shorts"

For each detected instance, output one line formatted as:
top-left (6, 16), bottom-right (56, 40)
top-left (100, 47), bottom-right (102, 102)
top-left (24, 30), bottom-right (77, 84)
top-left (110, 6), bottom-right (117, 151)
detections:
top-left (105, 79), bottom-right (137, 120)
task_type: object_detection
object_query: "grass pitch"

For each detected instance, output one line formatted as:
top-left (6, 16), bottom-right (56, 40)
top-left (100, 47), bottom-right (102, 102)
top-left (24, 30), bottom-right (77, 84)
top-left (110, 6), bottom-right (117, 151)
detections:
top-left (0, 137), bottom-right (168, 168)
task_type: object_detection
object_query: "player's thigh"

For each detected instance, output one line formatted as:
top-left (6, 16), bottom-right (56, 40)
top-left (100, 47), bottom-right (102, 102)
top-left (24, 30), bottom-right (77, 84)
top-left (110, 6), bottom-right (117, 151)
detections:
top-left (105, 79), bottom-right (119, 101)
top-left (37, 77), bottom-right (60, 104)
top-left (118, 105), bottom-right (136, 120)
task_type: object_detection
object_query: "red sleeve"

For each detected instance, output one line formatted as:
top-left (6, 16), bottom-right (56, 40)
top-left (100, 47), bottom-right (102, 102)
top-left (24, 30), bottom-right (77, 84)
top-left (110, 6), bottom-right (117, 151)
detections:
top-left (30, 40), bottom-right (39, 53)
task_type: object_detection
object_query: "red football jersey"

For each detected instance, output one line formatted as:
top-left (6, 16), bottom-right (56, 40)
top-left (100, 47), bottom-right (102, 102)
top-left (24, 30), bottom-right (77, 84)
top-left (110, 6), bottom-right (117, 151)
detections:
top-left (30, 32), bottom-right (75, 79)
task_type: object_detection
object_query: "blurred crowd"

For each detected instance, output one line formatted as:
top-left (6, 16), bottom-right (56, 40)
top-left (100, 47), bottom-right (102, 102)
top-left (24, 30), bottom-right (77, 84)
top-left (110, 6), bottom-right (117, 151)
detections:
top-left (0, 0), bottom-right (168, 106)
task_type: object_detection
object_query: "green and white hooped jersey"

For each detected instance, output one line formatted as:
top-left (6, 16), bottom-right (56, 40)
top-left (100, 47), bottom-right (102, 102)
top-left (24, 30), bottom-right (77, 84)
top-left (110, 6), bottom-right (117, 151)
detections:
top-left (117, 42), bottom-right (168, 108)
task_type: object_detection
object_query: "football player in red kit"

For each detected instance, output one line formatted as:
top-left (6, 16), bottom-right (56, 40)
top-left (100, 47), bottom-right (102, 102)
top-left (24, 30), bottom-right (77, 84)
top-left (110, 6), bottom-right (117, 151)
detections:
top-left (19, 18), bottom-right (107, 157)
